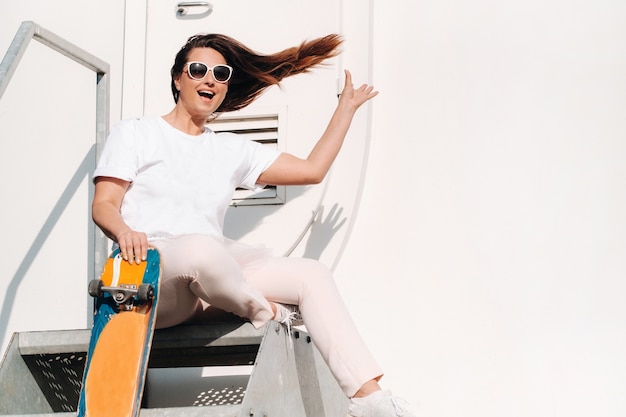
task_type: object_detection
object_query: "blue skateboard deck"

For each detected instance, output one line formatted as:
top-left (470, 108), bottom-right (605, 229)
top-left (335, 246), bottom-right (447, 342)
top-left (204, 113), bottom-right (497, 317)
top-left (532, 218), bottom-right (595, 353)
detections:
top-left (77, 247), bottom-right (161, 417)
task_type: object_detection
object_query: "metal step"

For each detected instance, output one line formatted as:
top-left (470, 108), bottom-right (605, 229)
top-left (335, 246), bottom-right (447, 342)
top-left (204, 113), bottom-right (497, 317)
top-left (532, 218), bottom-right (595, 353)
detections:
top-left (0, 321), bottom-right (348, 417)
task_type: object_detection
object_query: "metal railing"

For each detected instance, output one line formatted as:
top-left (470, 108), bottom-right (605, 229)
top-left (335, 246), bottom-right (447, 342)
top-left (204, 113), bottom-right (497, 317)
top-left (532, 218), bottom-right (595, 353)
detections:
top-left (0, 21), bottom-right (110, 336)
top-left (0, 22), bottom-right (110, 157)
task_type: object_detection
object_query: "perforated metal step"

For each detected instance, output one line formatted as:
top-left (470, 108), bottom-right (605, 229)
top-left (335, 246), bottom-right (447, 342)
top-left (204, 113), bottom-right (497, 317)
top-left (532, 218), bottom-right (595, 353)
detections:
top-left (0, 322), bottom-right (348, 417)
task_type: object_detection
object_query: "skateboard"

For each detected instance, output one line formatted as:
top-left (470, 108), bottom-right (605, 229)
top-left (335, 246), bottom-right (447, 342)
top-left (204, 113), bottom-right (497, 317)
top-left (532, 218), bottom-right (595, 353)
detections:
top-left (77, 247), bottom-right (161, 417)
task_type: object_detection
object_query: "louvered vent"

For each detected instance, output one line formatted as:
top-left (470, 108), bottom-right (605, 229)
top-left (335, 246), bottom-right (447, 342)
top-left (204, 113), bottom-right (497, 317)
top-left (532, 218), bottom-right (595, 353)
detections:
top-left (210, 112), bottom-right (286, 206)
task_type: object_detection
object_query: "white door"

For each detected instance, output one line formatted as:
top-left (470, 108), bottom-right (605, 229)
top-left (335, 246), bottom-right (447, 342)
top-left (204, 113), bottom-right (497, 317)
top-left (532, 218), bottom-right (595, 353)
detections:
top-left (138, 0), bottom-right (345, 256)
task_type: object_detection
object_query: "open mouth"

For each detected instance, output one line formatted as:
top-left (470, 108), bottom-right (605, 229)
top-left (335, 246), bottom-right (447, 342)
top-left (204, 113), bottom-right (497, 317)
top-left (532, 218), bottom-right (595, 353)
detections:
top-left (198, 91), bottom-right (215, 99)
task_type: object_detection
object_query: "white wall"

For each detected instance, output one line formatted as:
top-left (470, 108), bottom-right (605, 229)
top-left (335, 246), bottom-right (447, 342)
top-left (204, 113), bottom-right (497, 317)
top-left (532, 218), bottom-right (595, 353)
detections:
top-left (1, 1), bottom-right (625, 416)
top-left (0, 0), bottom-right (125, 354)
top-left (336, 1), bottom-right (626, 416)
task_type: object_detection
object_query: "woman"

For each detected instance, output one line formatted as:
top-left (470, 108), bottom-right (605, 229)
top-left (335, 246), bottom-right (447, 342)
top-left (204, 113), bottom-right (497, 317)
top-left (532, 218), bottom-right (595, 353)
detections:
top-left (92, 33), bottom-right (414, 417)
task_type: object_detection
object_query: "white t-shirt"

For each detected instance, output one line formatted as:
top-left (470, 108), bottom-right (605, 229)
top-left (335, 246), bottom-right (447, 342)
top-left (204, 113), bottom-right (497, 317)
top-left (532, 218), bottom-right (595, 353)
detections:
top-left (94, 116), bottom-right (281, 240)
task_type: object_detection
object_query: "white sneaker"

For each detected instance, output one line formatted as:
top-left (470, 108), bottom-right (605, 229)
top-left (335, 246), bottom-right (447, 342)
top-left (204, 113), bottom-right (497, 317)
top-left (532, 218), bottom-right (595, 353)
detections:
top-left (348, 390), bottom-right (415, 417)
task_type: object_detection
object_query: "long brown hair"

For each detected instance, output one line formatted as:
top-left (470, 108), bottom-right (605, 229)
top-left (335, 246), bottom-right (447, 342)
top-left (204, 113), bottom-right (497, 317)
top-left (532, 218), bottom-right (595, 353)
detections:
top-left (170, 33), bottom-right (343, 112)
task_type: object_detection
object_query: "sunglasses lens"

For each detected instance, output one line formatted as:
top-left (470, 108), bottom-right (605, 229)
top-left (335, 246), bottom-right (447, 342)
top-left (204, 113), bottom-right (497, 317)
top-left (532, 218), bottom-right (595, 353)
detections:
top-left (188, 62), bottom-right (208, 79)
top-left (213, 65), bottom-right (232, 82)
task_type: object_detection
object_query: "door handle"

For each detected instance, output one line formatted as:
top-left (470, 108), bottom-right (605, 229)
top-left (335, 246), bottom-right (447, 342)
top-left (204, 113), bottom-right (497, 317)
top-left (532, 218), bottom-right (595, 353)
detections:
top-left (176, 1), bottom-right (213, 17)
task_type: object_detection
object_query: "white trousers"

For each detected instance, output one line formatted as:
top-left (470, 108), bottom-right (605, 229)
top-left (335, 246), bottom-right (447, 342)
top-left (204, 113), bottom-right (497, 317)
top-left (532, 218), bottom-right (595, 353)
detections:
top-left (150, 234), bottom-right (382, 397)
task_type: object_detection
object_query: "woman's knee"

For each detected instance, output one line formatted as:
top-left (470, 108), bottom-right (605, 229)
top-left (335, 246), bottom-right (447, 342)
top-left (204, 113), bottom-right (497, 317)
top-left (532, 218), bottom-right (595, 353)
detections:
top-left (165, 234), bottom-right (241, 278)
top-left (279, 257), bottom-right (336, 291)
top-left (177, 234), bottom-right (228, 263)
top-left (302, 258), bottom-right (333, 280)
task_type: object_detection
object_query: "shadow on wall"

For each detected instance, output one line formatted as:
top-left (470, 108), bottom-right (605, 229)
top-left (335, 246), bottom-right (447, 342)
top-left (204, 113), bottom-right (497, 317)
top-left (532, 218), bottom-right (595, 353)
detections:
top-left (223, 185), bottom-right (314, 241)
top-left (0, 146), bottom-right (96, 350)
top-left (302, 203), bottom-right (346, 260)
top-left (224, 183), bottom-right (348, 261)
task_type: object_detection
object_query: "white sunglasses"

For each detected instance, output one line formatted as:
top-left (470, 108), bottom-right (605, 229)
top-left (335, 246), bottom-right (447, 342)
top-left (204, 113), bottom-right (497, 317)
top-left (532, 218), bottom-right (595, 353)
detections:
top-left (186, 61), bottom-right (233, 83)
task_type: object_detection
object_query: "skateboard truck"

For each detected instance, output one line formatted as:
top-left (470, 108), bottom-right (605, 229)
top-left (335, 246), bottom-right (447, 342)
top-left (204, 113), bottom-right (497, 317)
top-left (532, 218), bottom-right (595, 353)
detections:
top-left (88, 279), bottom-right (154, 311)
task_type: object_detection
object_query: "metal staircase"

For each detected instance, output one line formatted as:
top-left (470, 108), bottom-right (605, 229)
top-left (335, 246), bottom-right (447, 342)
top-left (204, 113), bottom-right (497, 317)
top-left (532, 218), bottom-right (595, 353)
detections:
top-left (0, 22), bottom-right (349, 416)
top-left (0, 321), bottom-right (348, 417)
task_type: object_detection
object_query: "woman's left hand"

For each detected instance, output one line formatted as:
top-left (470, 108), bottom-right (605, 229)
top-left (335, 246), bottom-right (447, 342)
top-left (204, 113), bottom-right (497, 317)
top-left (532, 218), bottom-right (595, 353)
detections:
top-left (257, 70), bottom-right (378, 187)
top-left (338, 69), bottom-right (378, 111)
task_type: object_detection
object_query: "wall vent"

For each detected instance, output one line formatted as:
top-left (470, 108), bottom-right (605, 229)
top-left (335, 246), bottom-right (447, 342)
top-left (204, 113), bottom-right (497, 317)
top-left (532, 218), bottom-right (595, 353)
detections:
top-left (210, 112), bottom-right (286, 206)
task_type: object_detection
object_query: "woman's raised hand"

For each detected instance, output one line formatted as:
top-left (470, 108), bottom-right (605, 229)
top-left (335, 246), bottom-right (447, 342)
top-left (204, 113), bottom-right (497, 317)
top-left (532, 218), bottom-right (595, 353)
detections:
top-left (338, 69), bottom-right (378, 111)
